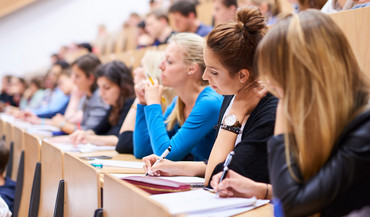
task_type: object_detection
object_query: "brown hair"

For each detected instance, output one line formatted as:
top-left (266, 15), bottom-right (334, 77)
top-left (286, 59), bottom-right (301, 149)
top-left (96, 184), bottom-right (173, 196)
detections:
top-left (207, 6), bottom-right (267, 79)
top-left (256, 10), bottom-right (370, 181)
top-left (0, 141), bottom-right (9, 174)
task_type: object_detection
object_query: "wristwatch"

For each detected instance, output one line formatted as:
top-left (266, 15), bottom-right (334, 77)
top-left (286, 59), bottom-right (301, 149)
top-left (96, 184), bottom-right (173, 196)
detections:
top-left (220, 114), bottom-right (241, 134)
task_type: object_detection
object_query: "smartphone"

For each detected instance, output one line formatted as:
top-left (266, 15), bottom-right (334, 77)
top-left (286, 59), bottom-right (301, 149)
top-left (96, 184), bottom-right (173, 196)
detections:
top-left (80, 156), bottom-right (113, 160)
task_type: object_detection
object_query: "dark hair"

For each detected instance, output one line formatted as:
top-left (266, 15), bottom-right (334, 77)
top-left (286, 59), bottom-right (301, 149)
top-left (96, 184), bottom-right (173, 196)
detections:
top-left (78, 43), bottom-right (93, 53)
top-left (96, 61), bottom-right (134, 125)
top-left (169, 0), bottom-right (198, 17)
top-left (54, 60), bottom-right (70, 69)
top-left (72, 53), bottom-right (101, 92)
top-left (30, 76), bottom-right (45, 89)
top-left (221, 0), bottom-right (237, 7)
top-left (0, 142), bottom-right (9, 174)
top-left (147, 8), bottom-right (169, 23)
top-left (207, 6), bottom-right (267, 79)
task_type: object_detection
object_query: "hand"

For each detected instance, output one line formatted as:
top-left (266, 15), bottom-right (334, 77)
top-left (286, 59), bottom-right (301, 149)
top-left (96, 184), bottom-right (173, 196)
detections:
top-left (229, 81), bottom-right (268, 121)
top-left (51, 114), bottom-right (65, 127)
top-left (144, 79), bottom-right (163, 105)
top-left (69, 130), bottom-right (89, 145)
top-left (25, 112), bottom-right (41, 124)
top-left (210, 170), bottom-right (263, 198)
top-left (134, 80), bottom-right (146, 105)
top-left (142, 154), bottom-right (176, 176)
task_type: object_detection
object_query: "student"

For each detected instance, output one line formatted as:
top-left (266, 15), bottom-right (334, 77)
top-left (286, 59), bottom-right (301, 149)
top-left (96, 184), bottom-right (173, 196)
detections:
top-left (51, 54), bottom-right (109, 134)
top-left (9, 77), bottom-right (26, 107)
top-left (321, 0), bottom-right (358, 13)
top-left (0, 76), bottom-right (15, 106)
top-left (143, 7), bottom-right (277, 195)
top-left (145, 8), bottom-right (174, 46)
top-left (169, 0), bottom-right (213, 37)
top-left (116, 50), bottom-right (176, 154)
top-left (212, 0), bottom-right (238, 25)
top-left (134, 33), bottom-right (223, 161)
top-left (213, 10), bottom-right (370, 216)
top-left (0, 196), bottom-right (11, 217)
top-left (19, 76), bottom-right (45, 110)
top-left (0, 144), bottom-right (15, 213)
top-left (69, 61), bottom-right (135, 146)
top-left (245, 0), bottom-right (281, 25)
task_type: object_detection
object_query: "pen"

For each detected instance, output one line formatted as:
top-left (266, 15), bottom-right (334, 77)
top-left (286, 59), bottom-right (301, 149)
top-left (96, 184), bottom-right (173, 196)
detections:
top-left (146, 145), bottom-right (172, 176)
top-left (145, 72), bottom-right (166, 104)
top-left (217, 151), bottom-right (235, 193)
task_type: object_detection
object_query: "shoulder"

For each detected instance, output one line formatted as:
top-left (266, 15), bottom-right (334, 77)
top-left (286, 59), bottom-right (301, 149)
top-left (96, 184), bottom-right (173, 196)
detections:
top-left (196, 23), bottom-right (213, 37)
top-left (195, 87), bottom-right (223, 109)
top-left (250, 93), bottom-right (278, 121)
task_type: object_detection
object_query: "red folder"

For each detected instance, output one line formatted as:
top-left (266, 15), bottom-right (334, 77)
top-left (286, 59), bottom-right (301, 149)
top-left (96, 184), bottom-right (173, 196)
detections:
top-left (121, 176), bottom-right (191, 194)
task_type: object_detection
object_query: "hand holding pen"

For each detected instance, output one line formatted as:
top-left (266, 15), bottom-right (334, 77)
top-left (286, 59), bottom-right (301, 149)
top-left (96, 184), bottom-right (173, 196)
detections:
top-left (145, 145), bottom-right (172, 176)
top-left (145, 72), bottom-right (166, 104)
top-left (217, 151), bottom-right (235, 195)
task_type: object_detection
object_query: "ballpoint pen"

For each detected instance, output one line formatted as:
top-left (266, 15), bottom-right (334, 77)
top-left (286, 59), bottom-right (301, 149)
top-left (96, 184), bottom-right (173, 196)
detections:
top-left (145, 72), bottom-right (166, 104)
top-left (217, 151), bottom-right (235, 194)
top-left (146, 145), bottom-right (172, 176)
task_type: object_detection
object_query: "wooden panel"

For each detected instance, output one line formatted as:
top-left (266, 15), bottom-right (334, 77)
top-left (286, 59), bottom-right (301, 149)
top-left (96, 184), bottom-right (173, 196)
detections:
top-left (3, 121), bottom-right (13, 150)
top-left (39, 141), bottom-right (64, 217)
top-left (0, 0), bottom-right (37, 18)
top-left (329, 7), bottom-right (370, 78)
top-left (236, 203), bottom-right (273, 217)
top-left (18, 132), bottom-right (40, 217)
top-left (12, 125), bottom-right (25, 181)
top-left (103, 173), bottom-right (171, 217)
top-left (197, 0), bottom-right (214, 26)
top-left (64, 153), bottom-right (100, 217)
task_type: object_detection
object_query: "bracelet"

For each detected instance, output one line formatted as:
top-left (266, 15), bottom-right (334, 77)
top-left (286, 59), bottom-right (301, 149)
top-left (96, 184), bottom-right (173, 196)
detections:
top-left (264, 183), bottom-right (269, 199)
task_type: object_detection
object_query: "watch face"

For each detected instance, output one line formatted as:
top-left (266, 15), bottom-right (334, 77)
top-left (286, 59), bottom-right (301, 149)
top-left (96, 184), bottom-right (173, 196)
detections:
top-left (225, 114), bottom-right (237, 126)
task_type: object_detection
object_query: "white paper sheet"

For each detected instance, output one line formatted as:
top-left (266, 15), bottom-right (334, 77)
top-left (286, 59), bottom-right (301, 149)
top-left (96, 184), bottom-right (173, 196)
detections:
top-left (150, 189), bottom-right (257, 215)
top-left (52, 142), bottom-right (116, 153)
top-left (111, 174), bottom-right (205, 187)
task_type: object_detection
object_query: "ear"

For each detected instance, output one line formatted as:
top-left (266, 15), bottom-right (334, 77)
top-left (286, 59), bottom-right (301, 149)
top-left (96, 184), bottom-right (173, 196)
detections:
top-left (238, 69), bottom-right (250, 83)
top-left (188, 12), bottom-right (196, 20)
top-left (187, 63), bottom-right (199, 75)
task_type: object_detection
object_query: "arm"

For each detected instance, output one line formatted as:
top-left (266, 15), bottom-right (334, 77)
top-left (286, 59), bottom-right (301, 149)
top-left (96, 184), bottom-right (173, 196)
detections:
top-left (133, 104), bottom-right (153, 158)
top-left (69, 130), bottom-right (118, 146)
top-left (32, 89), bottom-right (69, 117)
top-left (269, 129), bottom-right (370, 217)
top-left (119, 99), bottom-right (138, 133)
top-left (144, 96), bottom-right (221, 161)
top-left (116, 131), bottom-right (134, 154)
top-left (142, 154), bottom-right (207, 177)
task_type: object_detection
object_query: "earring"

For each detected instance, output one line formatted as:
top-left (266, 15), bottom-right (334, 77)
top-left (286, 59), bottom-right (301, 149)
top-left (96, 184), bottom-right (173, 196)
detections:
top-left (188, 71), bottom-right (191, 75)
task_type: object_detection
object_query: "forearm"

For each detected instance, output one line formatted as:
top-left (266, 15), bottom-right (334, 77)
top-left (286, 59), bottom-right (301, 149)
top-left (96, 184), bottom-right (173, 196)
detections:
top-left (120, 107), bottom-right (136, 133)
top-left (86, 135), bottom-right (118, 146)
top-left (204, 129), bottom-right (237, 184)
top-left (60, 122), bottom-right (77, 134)
top-left (172, 161), bottom-right (206, 177)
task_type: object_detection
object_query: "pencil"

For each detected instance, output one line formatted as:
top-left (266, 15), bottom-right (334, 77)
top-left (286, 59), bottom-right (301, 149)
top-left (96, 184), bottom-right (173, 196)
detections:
top-left (146, 72), bottom-right (166, 104)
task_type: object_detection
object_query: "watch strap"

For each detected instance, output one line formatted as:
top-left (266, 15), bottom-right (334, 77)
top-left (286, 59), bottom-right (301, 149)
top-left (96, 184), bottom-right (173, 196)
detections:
top-left (219, 123), bottom-right (241, 134)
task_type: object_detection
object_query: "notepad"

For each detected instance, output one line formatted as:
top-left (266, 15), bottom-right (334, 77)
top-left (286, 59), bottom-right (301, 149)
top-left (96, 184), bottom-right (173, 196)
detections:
top-left (51, 142), bottom-right (116, 153)
top-left (111, 174), bottom-right (205, 187)
top-left (88, 160), bottom-right (144, 169)
top-left (150, 189), bottom-right (257, 215)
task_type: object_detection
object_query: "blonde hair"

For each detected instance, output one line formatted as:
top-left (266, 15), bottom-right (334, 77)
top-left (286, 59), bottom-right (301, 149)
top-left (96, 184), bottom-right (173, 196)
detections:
top-left (142, 50), bottom-right (177, 111)
top-left (256, 10), bottom-right (370, 181)
top-left (165, 33), bottom-right (208, 130)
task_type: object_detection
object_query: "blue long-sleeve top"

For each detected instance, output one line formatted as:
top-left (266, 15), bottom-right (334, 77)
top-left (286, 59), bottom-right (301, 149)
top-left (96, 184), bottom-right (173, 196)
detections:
top-left (133, 86), bottom-right (223, 161)
top-left (31, 88), bottom-right (70, 118)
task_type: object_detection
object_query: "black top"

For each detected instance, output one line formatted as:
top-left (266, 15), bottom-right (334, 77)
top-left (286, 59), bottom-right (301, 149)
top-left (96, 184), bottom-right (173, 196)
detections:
top-left (93, 98), bottom-right (135, 136)
top-left (210, 93), bottom-right (278, 184)
top-left (0, 93), bottom-right (15, 107)
top-left (268, 109), bottom-right (370, 217)
top-left (116, 131), bottom-right (134, 154)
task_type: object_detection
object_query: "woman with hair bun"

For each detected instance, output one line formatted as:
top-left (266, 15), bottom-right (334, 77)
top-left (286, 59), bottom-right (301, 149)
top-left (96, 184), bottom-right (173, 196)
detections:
top-left (143, 7), bottom-right (277, 200)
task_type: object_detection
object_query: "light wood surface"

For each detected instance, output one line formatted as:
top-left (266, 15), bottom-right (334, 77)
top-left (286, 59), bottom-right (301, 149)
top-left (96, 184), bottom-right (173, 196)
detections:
top-left (18, 132), bottom-right (40, 217)
top-left (38, 141), bottom-right (64, 217)
top-left (329, 7), bottom-right (370, 78)
top-left (12, 125), bottom-right (25, 181)
top-left (3, 121), bottom-right (12, 151)
top-left (103, 173), bottom-right (171, 217)
top-left (0, 0), bottom-right (37, 18)
top-left (64, 153), bottom-right (101, 217)
top-left (236, 203), bottom-right (273, 217)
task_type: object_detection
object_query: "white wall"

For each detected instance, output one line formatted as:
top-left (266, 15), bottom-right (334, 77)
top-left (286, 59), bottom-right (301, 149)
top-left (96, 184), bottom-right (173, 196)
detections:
top-left (0, 0), bottom-right (149, 78)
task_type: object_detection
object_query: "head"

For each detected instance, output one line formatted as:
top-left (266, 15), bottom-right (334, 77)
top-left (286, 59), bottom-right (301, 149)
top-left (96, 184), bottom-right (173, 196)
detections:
top-left (0, 142), bottom-right (9, 175)
top-left (145, 9), bottom-right (170, 39)
top-left (1, 75), bottom-right (12, 94)
top-left (28, 76), bottom-right (44, 95)
top-left (169, 0), bottom-right (198, 32)
top-left (160, 33), bottom-right (206, 130)
top-left (159, 33), bottom-right (207, 88)
top-left (203, 6), bottom-right (267, 95)
top-left (134, 50), bottom-right (164, 84)
top-left (57, 69), bottom-right (74, 95)
top-left (245, 0), bottom-right (281, 17)
top-left (71, 53), bottom-right (101, 94)
top-left (10, 76), bottom-right (26, 95)
top-left (213, 0), bottom-right (238, 25)
top-left (96, 61), bottom-right (134, 107)
top-left (77, 43), bottom-right (93, 53)
top-left (256, 10), bottom-right (370, 181)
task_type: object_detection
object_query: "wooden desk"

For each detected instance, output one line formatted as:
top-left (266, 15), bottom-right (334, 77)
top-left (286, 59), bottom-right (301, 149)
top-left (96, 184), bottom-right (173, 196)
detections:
top-left (12, 125), bottom-right (25, 181)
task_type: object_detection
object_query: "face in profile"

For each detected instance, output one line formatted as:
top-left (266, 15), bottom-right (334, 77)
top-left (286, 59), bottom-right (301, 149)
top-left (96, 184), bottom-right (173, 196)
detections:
top-left (145, 15), bottom-right (161, 39)
top-left (97, 76), bottom-right (121, 106)
top-left (57, 74), bottom-right (73, 95)
top-left (71, 65), bottom-right (93, 94)
top-left (213, 0), bottom-right (236, 25)
top-left (170, 12), bottom-right (192, 32)
top-left (202, 46), bottom-right (243, 95)
top-left (158, 42), bottom-right (188, 88)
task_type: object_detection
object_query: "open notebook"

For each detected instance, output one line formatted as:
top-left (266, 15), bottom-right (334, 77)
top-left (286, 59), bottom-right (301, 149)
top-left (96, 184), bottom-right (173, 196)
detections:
top-left (150, 189), bottom-right (268, 216)
top-left (112, 173), bottom-right (205, 187)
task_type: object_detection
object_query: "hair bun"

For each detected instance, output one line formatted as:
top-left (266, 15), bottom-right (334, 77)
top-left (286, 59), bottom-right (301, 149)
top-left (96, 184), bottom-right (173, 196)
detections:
top-left (236, 6), bottom-right (266, 36)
